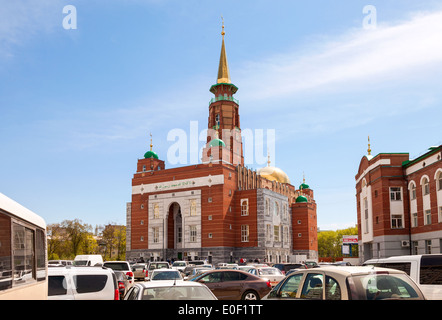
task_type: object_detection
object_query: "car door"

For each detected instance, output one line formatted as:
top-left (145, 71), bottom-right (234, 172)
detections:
top-left (221, 271), bottom-right (245, 299)
top-left (197, 272), bottom-right (224, 299)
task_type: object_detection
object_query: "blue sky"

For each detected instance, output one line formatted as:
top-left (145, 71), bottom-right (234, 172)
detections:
top-left (1, 0), bottom-right (442, 230)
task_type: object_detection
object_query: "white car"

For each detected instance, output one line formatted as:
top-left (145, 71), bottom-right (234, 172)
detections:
top-left (124, 280), bottom-right (217, 300)
top-left (103, 261), bottom-right (134, 287)
top-left (48, 266), bottom-right (119, 300)
top-left (149, 269), bottom-right (183, 281)
top-left (248, 267), bottom-right (285, 287)
top-left (171, 260), bottom-right (188, 273)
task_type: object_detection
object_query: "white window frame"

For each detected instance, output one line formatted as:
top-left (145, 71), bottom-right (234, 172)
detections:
top-left (153, 227), bottom-right (160, 243)
top-left (189, 225), bottom-right (197, 242)
top-left (241, 225), bottom-right (249, 242)
top-left (411, 212), bottom-right (418, 228)
top-left (390, 187), bottom-right (402, 201)
top-left (153, 203), bottom-right (160, 219)
top-left (190, 199), bottom-right (197, 216)
top-left (241, 199), bottom-right (249, 216)
top-left (424, 209), bottom-right (432, 225)
top-left (391, 214), bottom-right (403, 229)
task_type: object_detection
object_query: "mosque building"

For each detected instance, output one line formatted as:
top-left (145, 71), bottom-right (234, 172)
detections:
top-left (126, 24), bottom-right (318, 264)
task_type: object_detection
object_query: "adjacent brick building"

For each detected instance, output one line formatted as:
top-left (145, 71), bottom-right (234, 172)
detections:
top-left (126, 26), bottom-right (318, 264)
top-left (355, 142), bottom-right (442, 262)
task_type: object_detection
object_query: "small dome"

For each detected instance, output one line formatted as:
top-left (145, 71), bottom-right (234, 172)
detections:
top-left (208, 138), bottom-right (226, 148)
top-left (144, 150), bottom-right (159, 159)
top-left (258, 166), bottom-right (290, 184)
top-left (295, 195), bottom-right (308, 203)
top-left (299, 183), bottom-right (310, 190)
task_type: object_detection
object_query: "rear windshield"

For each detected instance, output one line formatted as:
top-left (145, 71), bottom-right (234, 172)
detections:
top-left (349, 274), bottom-right (423, 300)
top-left (420, 255), bottom-right (442, 285)
top-left (141, 286), bottom-right (215, 300)
top-left (103, 262), bottom-right (129, 271)
top-left (149, 263), bottom-right (169, 270)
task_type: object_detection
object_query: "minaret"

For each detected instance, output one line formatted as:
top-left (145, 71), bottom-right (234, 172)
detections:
top-left (202, 18), bottom-right (244, 166)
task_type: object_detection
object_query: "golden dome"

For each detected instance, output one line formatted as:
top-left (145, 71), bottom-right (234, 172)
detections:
top-left (258, 166), bottom-right (291, 184)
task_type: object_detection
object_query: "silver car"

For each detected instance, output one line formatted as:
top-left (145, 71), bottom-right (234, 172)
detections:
top-left (264, 266), bottom-right (426, 300)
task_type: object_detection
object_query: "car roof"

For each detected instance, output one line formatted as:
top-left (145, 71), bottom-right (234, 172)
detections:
top-left (298, 265), bottom-right (407, 276)
top-left (136, 280), bottom-right (205, 288)
top-left (48, 266), bottom-right (113, 275)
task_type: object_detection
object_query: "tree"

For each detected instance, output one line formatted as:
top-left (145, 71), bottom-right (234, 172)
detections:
top-left (318, 226), bottom-right (358, 261)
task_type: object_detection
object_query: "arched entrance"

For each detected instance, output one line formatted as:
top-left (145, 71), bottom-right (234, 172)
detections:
top-left (167, 202), bottom-right (183, 259)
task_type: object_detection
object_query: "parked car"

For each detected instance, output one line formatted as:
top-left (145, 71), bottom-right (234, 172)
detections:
top-left (132, 263), bottom-right (148, 281)
top-left (124, 280), bottom-right (217, 300)
top-left (190, 269), bottom-right (272, 300)
top-left (48, 266), bottom-right (119, 300)
top-left (73, 254), bottom-right (103, 267)
top-left (48, 260), bottom-right (73, 267)
top-left (264, 266), bottom-right (426, 300)
top-left (273, 263), bottom-right (307, 275)
top-left (146, 261), bottom-right (170, 280)
top-left (149, 269), bottom-right (183, 281)
top-left (248, 267), bottom-right (285, 287)
top-left (103, 261), bottom-right (134, 287)
top-left (114, 270), bottom-right (130, 299)
top-left (171, 260), bottom-right (188, 273)
top-left (363, 254), bottom-right (442, 300)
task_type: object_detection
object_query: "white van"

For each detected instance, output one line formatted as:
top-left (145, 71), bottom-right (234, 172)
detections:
top-left (74, 254), bottom-right (103, 266)
top-left (363, 254), bottom-right (442, 300)
top-left (48, 266), bottom-right (119, 300)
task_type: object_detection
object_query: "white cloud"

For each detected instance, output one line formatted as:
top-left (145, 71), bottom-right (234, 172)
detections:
top-left (237, 10), bottom-right (442, 101)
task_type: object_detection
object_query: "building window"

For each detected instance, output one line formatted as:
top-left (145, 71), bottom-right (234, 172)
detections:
top-left (215, 113), bottom-right (220, 125)
top-left (208, 197), bottom-right (212, 203)
top-left (437, 172), bottom-right (442, 191)
top-left (266, 224), bottom-right (272, 241)
top-left (140, 236), bottom-right (144, 242)
top-left (142, 165), bottom-right (146, 172)
top-left (298, 220), bottom-right (301, 224)
top-left (422, 178), bottom-right (430, 196)
top-left (439, 206), bottom-right (442, 223)
top-left (190, 200), bottom-right (197, 216)
top-left (153, 227), bottom-right (159, 243)
top-left (274, 202), bottom-right (280, 216)
top-left (391, 215), bottom-right (403, 229)
top-left (153, 204), bottom-right (160, 219)
top-left (241, 199), bottom-right (249, 216)
top-left (298, 233), bottom-right (302, 237)
top-left (364, 197), bottom-right (369, 234)
top-left (141, 204), bottom-right (144, 209)
top-left (283, 226), bottom-right (289, 244)
top-left (141, 220), bottom-right (144, 225)
top-left (410, 183), bottom-right (416, 200)
top-left (411, 212), bottom-right (418, 228)
top-left (425, 240), bottom-right (432, 254)
top-left (189, 225), bottom-right (197, 242)
top-left (177, 226), bottom-right (182, 243)
top-left (241, 225), bottom-right (249, 242)
top-left (208, 215), bottom-right (212, 220)
top-left (390, 187), bottom-right (402, 201)
top-left (274, 225), bottom-right (280, 242)
top-left (424, 209), bottom-right (432, 225)
top-left (265, 199), bottom-right (270, 216)
top-left (208, 233), bottom-right (213, 239)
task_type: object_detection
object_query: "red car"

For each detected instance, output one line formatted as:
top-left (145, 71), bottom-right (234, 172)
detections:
top-left (191, 269), bottom-right (272, 300)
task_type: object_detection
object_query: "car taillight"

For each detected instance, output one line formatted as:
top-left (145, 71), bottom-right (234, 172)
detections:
top-left (266, 280), bottom-right (272, 288)
top-left (126, 271), bottom-right (134, 278)
top-left (114, 288), bottom-right (120, 300)
top-left (118, 281), bottom-right (125, 290)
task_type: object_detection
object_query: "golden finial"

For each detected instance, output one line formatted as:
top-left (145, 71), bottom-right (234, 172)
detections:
top-left (303, 171), bottom-right (305, 184)
top-left (267, 151), bottom-right (271, 167)
top-left (221, 15), bottom-right (225, 36)
top-left (150, 132), bottom-right (153, 151)
top-left (367, 135), bottom-right (371, 155)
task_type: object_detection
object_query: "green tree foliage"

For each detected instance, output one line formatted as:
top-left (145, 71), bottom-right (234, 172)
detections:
top-left (318, 226), bottom-right (358, 260)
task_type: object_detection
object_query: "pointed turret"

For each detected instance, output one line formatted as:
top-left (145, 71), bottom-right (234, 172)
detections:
top-left (217, 20), bottom-right (231, 84)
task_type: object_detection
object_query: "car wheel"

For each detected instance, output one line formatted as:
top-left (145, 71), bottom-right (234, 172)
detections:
top-left (242, 290), bottom-right (259, 300)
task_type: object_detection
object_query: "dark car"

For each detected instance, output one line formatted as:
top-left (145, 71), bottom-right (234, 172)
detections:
top-left (273, 263), bottom-right (307, 275)
top-left (114, 270), bottom-right (130, 299)
top-left (190, 269), bottom-right (272, 300)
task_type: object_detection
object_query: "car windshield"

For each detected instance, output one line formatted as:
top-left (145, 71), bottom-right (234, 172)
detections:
top-left (350, 273), bottom-right (423, 300)
top-left (141, 286), bottom-right (215, 300)
top-left (73, 260), bottom-right (88, 266)
top-left (103, 262), bottom-right (128, 270)
top-left (150, 263), bottom-right (169, 270)
top-left (173, 262), bottom-right (186, 267)
top-left (260, 268), bottom-right (282, 275)
top-left (151, 271), bottom-right (181, 280)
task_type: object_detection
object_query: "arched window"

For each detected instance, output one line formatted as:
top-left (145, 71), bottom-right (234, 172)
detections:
top-left (422, 177), bottom-right (430, 196)
top-left (265, 199), bottom-right (270, 216)
top-left (408, 181), bottom-right (416, 200)
top-left (241, 199), bottom-right (249, 216)
top-left (437, 170), bottom-right (442, 191)
top-left (153, 204), bottom-right (160, 219)
top-left (274, 202), bottom-right (280, 216)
